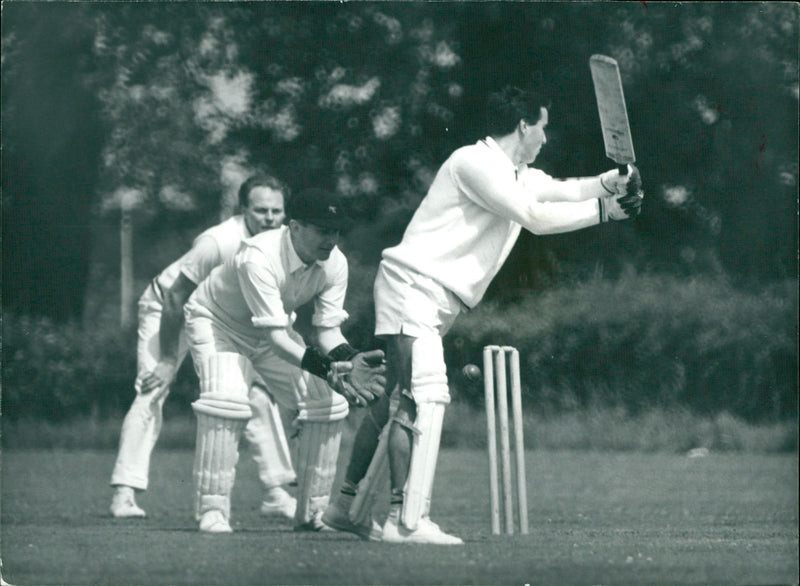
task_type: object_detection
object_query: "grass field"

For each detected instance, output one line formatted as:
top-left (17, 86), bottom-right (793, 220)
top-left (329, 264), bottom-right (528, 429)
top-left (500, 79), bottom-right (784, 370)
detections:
top-left (1, 447), bottom-right (797, 585)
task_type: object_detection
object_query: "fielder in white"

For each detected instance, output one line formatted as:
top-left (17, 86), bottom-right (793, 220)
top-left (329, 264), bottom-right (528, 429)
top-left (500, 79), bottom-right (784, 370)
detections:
top-left (110, 174), bottom-right (298, 520)
top-left (324, 85), bottom-right (644, 544)
top-left (183, 187), bottom-right (386, 534)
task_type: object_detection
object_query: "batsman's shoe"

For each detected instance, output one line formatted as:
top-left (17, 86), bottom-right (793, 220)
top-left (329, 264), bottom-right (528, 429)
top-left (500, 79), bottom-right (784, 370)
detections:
top-left (110, 487), bottom-right (146, 518)
top-left (321, 498), bottom-right (382, 541)
top-left (199, 509), bottom-right (232, 533)
top-left (259, 487), bottom-right (297, 520)
top-left (382, 507), bottom-right (463, 545)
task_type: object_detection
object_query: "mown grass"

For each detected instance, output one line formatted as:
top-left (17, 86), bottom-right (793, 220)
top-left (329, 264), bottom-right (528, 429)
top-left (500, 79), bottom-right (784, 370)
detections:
top-left (2, 449), bottom-right (797, 585)
top-left (3, 404), bottom-right (796, 454)
top-left (442, 402), bottom-right (798, 453)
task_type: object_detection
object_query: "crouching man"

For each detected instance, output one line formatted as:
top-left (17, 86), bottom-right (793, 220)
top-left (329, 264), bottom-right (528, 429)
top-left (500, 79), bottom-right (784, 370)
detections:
top-left (183, 187), bottom-right (386, 535)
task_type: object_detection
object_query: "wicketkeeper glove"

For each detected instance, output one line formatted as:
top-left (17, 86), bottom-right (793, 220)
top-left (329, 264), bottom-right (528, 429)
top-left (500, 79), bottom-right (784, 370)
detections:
top-left (346, 349), bottom-right (387, 402)
top-left (301, 346), bottom-right (386, 407)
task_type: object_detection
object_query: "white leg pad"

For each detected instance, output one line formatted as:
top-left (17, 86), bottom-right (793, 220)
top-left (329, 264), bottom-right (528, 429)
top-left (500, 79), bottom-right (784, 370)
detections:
top-left (293, 419), bottom-right (344, 524)
top-left (293, 381), bottom-right (349, 525)
top-left (192, 353), bottom-right (254, 522)
top-left (401, 336), bottom-right (450, 531)
top-left (244, 384), bottom-right (296, 488)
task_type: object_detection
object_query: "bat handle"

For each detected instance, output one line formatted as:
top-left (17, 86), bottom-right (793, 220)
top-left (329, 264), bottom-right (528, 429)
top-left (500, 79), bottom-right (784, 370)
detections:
top-left (618, 164), bottom-right (629, 176)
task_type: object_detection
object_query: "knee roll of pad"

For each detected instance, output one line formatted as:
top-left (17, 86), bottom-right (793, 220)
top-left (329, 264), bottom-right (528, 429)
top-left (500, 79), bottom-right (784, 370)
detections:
top-left (296, 394), bottom-right (349, 423)
top-left (193, 352), bottom-right (255, 419)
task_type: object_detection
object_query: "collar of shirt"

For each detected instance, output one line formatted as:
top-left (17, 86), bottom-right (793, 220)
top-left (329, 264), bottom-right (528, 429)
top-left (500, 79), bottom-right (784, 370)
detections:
top-left (481, 136), bottom-right (525, 180)
top-left (235, 215), bottom-right (254, 238)
top-left (282, 227), bottom-right (323, 274)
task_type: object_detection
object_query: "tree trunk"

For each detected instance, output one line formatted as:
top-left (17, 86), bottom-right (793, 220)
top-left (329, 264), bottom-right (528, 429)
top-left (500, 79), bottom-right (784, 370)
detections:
top-left (120, 204), bottom-right (134, 328)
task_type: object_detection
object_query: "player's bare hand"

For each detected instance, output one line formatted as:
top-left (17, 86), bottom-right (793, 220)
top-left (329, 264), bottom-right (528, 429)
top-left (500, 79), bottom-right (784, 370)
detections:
top-left (137, 361), bottom-right (176, 395)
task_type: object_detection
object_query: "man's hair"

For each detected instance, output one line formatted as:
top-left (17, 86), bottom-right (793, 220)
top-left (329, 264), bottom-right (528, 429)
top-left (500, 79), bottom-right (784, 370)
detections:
top-left (486, 86), bottom-right (551, 137)
top-left (238, 173), bottom-right (290, 209)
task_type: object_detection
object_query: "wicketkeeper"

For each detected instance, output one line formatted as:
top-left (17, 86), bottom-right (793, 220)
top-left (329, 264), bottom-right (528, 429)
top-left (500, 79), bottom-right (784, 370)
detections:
top-left (182, 186), bottom-right (386, 534)
top-left (323, 85), bottom-right (643, 544)
top-left (110, 174), bottom-right (298, 520)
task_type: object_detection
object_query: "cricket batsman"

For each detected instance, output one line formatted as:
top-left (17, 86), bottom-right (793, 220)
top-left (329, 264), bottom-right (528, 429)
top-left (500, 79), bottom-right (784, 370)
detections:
top-left (182, 186), bottom-right (386, 534)
top-left (110, 174), bottom-right (298, 520)
top-left (323, 85), bottom-right (643, 544)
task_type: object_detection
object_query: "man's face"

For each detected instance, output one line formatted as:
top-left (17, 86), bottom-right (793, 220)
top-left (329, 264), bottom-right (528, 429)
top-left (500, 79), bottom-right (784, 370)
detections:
top-left (519, 107), bottom-right (548, 165)
top-left (243, 186), bottom-right (286, 235)
top-left (289, 220), bottom-right (340, 264)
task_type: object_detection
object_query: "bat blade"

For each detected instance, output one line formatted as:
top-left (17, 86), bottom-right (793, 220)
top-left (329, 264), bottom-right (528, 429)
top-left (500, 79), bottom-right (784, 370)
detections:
top-left (590, 54), bottom-right (635, 173)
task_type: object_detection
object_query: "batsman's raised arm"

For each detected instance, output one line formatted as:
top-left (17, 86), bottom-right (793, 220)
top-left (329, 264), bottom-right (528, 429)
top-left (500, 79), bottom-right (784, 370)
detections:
top-left (453, 142), bottom-right (642, 236)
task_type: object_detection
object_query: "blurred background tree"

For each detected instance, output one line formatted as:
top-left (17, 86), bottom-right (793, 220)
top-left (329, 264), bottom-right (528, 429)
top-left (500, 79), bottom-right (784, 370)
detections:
top-left (3, 2), bottom-right (796, 322)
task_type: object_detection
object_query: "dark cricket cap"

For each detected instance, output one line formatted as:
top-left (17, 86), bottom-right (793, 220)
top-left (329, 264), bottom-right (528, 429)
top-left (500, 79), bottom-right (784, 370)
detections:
top-left (288, 187), bottom-right (352, 231)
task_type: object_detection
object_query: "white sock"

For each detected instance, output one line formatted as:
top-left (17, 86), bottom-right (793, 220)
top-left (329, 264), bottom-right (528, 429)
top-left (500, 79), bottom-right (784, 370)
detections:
top-left (115, 485), bottom-right (135, 498)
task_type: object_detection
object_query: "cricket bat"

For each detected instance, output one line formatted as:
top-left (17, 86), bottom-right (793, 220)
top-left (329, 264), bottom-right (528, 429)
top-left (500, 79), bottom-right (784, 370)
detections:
top-left (590, 54), bottom-right (635, 176)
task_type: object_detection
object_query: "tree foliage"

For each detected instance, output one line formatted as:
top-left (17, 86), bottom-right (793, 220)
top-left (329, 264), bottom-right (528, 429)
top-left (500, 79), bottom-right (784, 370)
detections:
top-left (1, 2), bottom-right (798, 320)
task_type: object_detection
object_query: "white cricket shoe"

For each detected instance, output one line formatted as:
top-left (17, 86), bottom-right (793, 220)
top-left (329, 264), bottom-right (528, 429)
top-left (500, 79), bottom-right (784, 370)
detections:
top-left (110, 486), bottom-right (146, 518)
top-left (259, 487), bottom-right (296, 520)
top-left (381, 506), bottom-right (463, 545)
top-left (321, 496), bottom-right (382, 541)
top-left (199, 509), bottom-right (232, 533)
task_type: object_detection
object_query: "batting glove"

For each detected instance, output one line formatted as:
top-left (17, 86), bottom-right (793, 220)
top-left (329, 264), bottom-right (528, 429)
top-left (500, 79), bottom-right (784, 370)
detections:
top-left (600, 164), bottom-right (641, 196)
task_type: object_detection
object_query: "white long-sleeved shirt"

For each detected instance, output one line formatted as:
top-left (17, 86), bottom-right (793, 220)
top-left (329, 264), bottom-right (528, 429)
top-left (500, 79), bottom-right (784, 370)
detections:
top-left (382, 137), bottom-right (604, 308)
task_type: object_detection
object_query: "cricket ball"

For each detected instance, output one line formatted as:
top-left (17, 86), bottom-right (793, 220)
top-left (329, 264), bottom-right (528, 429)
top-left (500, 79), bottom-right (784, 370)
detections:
top-left (462, 364), bottom-right (482, 382)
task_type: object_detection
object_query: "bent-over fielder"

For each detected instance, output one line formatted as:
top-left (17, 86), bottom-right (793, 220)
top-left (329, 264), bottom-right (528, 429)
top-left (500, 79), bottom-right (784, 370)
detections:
top-left (182, 187), bottom-right (386, 534)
